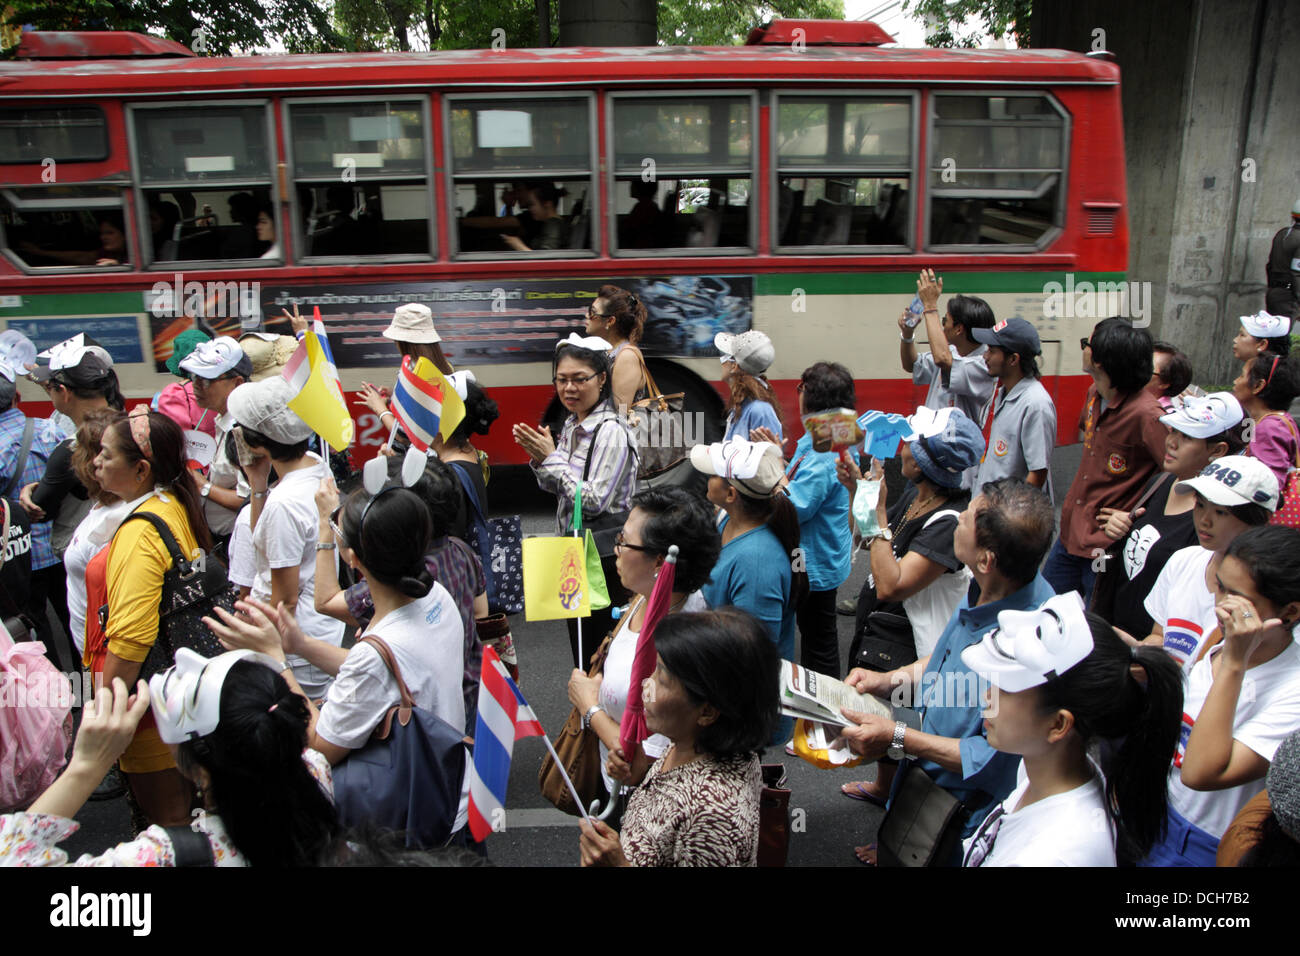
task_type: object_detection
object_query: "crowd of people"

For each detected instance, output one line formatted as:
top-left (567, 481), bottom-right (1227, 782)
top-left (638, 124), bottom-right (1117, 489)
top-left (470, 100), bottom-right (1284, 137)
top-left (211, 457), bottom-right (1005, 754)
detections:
top-left (3, 261), bottom-right (1300, 870)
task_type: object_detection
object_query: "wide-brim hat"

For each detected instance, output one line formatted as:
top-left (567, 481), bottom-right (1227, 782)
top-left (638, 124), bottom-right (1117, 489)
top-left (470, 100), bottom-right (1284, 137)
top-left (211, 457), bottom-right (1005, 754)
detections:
top-left (383, 303), bottom-right (441, 344)
top-left (906, 407), bottom-right (985, 489)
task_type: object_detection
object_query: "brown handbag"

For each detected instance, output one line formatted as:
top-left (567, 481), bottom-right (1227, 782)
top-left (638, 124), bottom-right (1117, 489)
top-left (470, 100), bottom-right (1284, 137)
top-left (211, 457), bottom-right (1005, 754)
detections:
top-left (626, 352), bottom-right (689, 480)
top-left (538, 628), bottom-right (617, 816)
top-left (757, 763), bottom-right (791, 867)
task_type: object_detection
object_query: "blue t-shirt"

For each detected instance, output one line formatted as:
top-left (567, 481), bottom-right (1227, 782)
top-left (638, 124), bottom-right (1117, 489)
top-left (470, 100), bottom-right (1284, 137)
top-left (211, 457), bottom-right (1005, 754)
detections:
top-left (701, 514), bottom-right (796, 661)
top-left (725, 399), bottom-right (782, 442)
top-left (783, 433), bottom-right (851, 592)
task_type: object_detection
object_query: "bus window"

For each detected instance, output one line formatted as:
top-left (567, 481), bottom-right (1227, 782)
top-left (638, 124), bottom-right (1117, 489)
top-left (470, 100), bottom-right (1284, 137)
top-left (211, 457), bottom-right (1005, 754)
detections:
top-left (928, 94), bottom-right (1066, 248)
top-left (1, 185), bottom-right (130, 269)
top-left (289, 100), bottom-right (431, 259)
top-left (775, 96), bottom-right (912, 249)
top-left (0, 106), bottom-right (108, 164)
top-left (448, 96), bottom-right (595, 257)
top-left (611, 95), bottom-right (754, 253)
top-left (130, 104), bottom-right (277, 264)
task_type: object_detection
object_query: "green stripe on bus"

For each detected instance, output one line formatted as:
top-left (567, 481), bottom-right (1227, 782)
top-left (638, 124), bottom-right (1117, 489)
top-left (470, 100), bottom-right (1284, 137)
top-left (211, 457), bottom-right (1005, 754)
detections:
top-left (755, 272), bottom-right (1127, 296)
top-left (0, 293), bottom-right (145, 316)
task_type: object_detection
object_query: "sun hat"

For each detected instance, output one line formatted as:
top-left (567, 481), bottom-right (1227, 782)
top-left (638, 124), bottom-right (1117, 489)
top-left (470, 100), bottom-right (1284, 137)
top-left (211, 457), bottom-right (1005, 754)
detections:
top-left (906, 406), bottom-right (985, 489)
top-left (1174, 455), bottom-right (1279, 511)
top-left (383, 303), bottom-right (441, 344)
top-left (165, 329), bottom-right (211, 377)
top-left (238, 332), bottom-right (299, 383)
top-left (690, 437), bottom-right (786, 498)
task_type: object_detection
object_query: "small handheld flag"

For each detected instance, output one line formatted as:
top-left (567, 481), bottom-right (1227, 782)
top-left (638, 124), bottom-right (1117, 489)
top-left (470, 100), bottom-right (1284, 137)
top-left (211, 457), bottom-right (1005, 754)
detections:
top-left (282, 321), bottom-right (354, 452)
top-left (389, 356), bottom-right (444, 452)
top-left (522, 536), bottom-right (590, 621)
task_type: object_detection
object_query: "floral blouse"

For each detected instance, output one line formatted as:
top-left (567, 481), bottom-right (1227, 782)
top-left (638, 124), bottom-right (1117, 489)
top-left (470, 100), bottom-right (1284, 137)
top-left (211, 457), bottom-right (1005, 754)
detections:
top-left (620, 749), bottom-right (762, 867)
top-left (0, 749), bottom-right (332, 867)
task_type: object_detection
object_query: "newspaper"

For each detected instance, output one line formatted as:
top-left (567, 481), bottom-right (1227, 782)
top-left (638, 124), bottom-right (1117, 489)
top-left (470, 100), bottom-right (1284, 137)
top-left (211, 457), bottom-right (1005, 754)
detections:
top-left (779, 660), bottom-right (891, 728)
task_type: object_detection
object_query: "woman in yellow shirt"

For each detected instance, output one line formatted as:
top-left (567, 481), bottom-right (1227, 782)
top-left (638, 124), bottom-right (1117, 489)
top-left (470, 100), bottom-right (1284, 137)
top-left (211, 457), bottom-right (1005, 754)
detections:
top-left (95, 407), bottom-right (212, 826)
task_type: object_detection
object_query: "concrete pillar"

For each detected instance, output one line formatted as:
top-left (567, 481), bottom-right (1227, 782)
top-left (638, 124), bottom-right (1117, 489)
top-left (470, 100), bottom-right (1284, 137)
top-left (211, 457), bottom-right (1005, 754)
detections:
top-left (557, 0), bottom-right (656, 47)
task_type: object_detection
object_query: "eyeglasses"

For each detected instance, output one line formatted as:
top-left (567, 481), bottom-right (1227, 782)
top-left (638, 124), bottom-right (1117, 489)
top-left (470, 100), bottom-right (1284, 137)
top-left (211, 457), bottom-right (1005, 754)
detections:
top-left (1079, 337), bottom-right (1092, 351)
top-left (613, 531), bottom-right (657, 555)
top-left (190, 373), bottom-right (236, 389)
top-left (796, 381), bottom-right (807, 394)
top-left (587, 305), bottom-right (615, 320)
top-left (553, 373), bottom-right (598, 387)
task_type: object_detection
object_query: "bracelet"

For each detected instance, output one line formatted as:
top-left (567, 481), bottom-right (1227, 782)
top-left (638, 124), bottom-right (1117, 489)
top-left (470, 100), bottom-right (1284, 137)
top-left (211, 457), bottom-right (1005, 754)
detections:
top-left (277, 660), bottom-right (291, 674)
top-left (581, 704), bottom-right (603, 730)
top-left (900, 332), bottom-right (914, 343)
top-left (316, 541), bottom-right (337, 551)
top-left (252, 490), bottom-right (268, 500)
top-left (381, 410), bottom-right (394, 422)
top-left (923, 308), bottom-right (939, 314)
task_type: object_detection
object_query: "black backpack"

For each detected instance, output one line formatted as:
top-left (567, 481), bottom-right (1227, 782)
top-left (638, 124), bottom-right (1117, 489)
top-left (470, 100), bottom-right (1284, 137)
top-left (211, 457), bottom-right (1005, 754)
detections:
top-left (99, 510), bottom-right (236, 682)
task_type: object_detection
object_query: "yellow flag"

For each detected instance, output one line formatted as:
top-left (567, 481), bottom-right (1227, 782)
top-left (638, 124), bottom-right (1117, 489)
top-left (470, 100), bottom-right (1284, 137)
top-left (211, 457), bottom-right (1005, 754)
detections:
top-left (522, 536), bottom-right (591, 621)
top-left (424, 364), bottom-right (466, 442)
top-left (285, 331), bottom-right (354, 452)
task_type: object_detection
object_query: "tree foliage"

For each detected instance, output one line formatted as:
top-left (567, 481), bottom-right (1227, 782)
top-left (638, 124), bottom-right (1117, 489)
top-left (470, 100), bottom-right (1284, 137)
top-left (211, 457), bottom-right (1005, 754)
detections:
top-left (333, 0), bottom-right (550, 52)
top-left (901, 0), bottom-right (1031, 48)
top-left (658, 0), bottom-right (845, 46)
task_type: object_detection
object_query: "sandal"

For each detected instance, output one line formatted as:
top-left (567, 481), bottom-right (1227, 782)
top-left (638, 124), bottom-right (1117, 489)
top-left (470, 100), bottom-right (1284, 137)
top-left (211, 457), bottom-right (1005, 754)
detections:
top-left (854, 843), bottom-right (878, 866)
top-left (840, 780), bottom-right (888, 808)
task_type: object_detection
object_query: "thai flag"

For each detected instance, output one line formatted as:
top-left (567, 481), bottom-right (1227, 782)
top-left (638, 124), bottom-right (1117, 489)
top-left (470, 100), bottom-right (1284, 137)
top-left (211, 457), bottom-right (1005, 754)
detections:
top-left (1162, 618), bottom-right (1204, 666)
top-left (389, 356), bottom-right (443, 452)
top-left (311, 306), bottom-right (338, 374)
top-left (467, 645), bottom-right (544, 841)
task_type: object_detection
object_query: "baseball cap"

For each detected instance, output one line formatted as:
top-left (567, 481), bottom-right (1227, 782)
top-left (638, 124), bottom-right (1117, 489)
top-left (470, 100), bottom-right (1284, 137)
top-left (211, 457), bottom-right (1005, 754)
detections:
top-left (971, 317), bottom-right (1042, 357)
top-left (715, 330), bottom-right (775, 376)
top-left (29, 333), bottom-right (114, 386)
top-left (1159, 391), bottom-right (1243, 439)
top-left (690, 437), bottom-right (786, 498)
top-left (961, 592), bottom-right (1094, 693)
top-left (179, 336), bottom-right (253, 380)
top-left (906, 406), bottom-right (985, 489)
top-left (150, 648), bottom-right (284, 744)
top-left (227, 376), bottom-right (315, 444)
top-left (165, 329), bottom-right (211, 377)
top-left (1240, 310), bottom-right (1291, 340)
top-left (0, 330), bottom-right (37, 383)
top-left (1174, 455), bottom-right (1279, 510)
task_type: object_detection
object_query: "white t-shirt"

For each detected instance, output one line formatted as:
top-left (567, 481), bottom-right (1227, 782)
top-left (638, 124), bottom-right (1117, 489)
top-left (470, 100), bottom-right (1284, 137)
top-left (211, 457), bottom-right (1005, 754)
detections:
top-left (1143, 546), bottom-right (1217, 673)
top-left (315, 583), bottom-right (468, 832)
top-left (226, 505), bottom-right (255, 589)
top-left (962, 759), bottom-right (1116, 867)
top-left (1167, 638), bottom-right (1300, 839)
top-left (203, 410), bottom-right (249, 537)
top-left (62, 500), bottom-right (132, 655)
top-left (596, 592), bottom-right (706, 793)
top-left (250, 455), bottom-right (343, 697)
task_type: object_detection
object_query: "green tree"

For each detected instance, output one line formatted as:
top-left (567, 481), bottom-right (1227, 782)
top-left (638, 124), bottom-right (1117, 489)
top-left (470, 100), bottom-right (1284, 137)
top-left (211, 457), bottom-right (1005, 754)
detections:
top-left (901, 0), bottom-right (1031, 48)
top-left (333, 0), bottom-right (550, 51)
top-left (658, 0), bottom-right (845, 46)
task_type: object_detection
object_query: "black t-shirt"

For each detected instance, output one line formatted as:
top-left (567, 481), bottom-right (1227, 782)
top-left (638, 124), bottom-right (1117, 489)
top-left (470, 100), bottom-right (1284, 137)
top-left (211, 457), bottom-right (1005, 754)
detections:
top-left (854, 483), bottom-right (968, 634)
top-left (30, 439), bottom-right (88, 514)
top-left (1108, 475), bottom-right (1197, 638)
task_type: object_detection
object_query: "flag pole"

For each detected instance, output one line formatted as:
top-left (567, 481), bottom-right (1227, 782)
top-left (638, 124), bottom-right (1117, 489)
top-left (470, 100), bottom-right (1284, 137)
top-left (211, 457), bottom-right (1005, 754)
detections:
top-left (538, 734), bottom-right (593, 825)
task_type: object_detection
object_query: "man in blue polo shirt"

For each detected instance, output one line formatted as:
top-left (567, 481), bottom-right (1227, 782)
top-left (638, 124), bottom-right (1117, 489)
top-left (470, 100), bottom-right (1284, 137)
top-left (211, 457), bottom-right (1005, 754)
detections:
top-left (839, 477), bottom-right (1056, 865)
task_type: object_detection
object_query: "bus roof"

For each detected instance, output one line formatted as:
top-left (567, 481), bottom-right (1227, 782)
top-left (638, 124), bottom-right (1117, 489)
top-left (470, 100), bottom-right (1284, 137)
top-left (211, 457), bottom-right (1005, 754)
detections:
top-left (0, 43), bottom-right (1118, 96)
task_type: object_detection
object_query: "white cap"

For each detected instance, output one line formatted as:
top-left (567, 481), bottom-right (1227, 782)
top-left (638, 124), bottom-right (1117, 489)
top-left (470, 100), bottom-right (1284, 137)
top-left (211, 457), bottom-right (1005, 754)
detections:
top-left (0, 330), bottom-right (36, 383)
top-left (447, 369), bottom-right (477, 401)
top-left (556, 332), bottom-right (612, 352)
top-left (714, 330), bottom-right (775, 376)
top-left (179, 336), bottom-right (250, 379)
top-left (689, 438), bottom-right (786, 498)
top-left (1240, 310), bottom-right (1291, 340)
top-left (1159, 391), bottom-right (1244, 439)
top-left (960, 592), bottom-right (1094, 693)
top-left (902, 405), bottom-right (954, 442)
top-left (150, 648), bottom-right (284, 744)
top-left (227, 376), bottom-right (315, 444)
top-left (1174, 455), bottom-right (1279, 511)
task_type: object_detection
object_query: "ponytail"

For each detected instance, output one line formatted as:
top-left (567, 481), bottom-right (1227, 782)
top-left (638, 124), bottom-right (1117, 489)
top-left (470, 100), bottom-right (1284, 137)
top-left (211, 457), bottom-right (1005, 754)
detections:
top-left (734, 490), bottom-right (808, 611)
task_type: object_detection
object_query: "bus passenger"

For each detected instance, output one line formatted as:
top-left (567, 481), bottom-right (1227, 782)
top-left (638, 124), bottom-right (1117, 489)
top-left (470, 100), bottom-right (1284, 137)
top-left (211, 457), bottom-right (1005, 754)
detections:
top-left (583, 284), bottom-right (648, 417)
top-left (255, 201), bottom-right (281, 260)
top-left (715, 330), bottom-right (782, 441)
top-left (18, 212), bottom-right (129, 267)
top-left (148, 200), bottom-right (180, 262)
top-left (513, 335), bottom-right (639, 668)
top-left (502, 185), bottom-right (569, 251)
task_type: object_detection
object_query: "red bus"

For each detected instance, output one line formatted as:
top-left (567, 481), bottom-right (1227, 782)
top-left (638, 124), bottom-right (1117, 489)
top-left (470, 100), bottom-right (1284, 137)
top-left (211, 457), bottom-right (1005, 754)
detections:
top-left (0, 21), bottom-right (1127, 463)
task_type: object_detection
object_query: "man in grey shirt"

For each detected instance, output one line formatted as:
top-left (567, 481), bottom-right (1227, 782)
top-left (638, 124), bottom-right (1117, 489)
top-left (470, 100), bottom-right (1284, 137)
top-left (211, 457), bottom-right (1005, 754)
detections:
top-left (971, 317), bottom-right (1057, 501)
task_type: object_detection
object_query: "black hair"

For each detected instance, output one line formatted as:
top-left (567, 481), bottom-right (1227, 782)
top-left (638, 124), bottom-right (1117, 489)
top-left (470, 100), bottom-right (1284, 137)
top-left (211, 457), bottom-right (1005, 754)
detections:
top-left (238, 425), bottom-right (310, 463)
top-left (1245, 352), bottom-right (1300, 411)
top-left (1238, 813), bottom-right (1300, 866)
top-left (974, 477), bottom-right (1055, 588)
top-left (325, 825), bottom-right (492, 866)
top-left (947, 294), bottom-right (995, 335)
top-left (732, 491), bottom-right (808, 610)
top-left (175, 660), bottom-right (342, 867)
top-left (595, 284), bottom-right (648, 345)
top-left (340, 486), bottom-right (434, 598)
top-left (532, 184), bottom-right (567, 207)
top-left (1224, 526), bottom-right (1300, 614)
top-left (389, 453), bottom-right (463, 540)
top-left (56, 367), bottom-right (126, 410)
top-left (109, 409), bottom-right (212, 553)
top-left (1204, 420), bottom-right (1249, 456)
top-left (1089, 317), bottom-right (1154, 395)
top-left (446, 381), bottom-right (499, 447)
top-left (1033, 613), bottom-right (1183, 863)
top-left (798, 361), bottom-right (856, 414)
top-left (1019, 352), bottom-right (1041, 379)
top-left (1194, 491), bottom-right (1274, 530)
top-left (630, 485), bottom-right (722, 594)
top-left (553, 343), bottom-right (613, 405)
top-left (653, 608), bottom-right (779, 758)
top-left (96, 211), bottom-right (126, 234)
top-left (0, 377), bottom-right (14, 413)
top-left (1152, 342), bottom-right (1193, 397)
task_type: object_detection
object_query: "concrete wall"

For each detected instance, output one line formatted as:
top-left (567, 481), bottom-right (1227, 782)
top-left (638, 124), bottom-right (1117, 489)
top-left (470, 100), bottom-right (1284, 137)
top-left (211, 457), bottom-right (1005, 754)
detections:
top-left (1032, 0), bottom-right (1300, 387)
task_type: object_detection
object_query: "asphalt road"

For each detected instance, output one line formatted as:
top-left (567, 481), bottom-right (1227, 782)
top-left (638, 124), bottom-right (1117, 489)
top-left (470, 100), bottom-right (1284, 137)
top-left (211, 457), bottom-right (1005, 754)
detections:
top-left (54, 443), bottom-right (1086, 867)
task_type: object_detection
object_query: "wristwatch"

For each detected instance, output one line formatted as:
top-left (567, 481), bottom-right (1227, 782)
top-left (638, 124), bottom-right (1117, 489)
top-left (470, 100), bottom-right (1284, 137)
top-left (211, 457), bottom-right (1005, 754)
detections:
top-left (868, 528), bottom-right (894, 545)
top-left (581, 704), bottom-right (603, 730)
top-left (316, 541), bottom-right (337, 552)
top-left (887, 721), bottom-right (908, 761)
top-left (199, 480), bottom-right (212, 498)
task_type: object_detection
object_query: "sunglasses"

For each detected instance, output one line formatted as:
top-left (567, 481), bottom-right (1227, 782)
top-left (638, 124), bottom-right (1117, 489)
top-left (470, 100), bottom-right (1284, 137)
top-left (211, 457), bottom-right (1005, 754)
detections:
top-left (1079, 337), bottom-right (1092, 351)
top-left (587, 305), bottom-right (615, 319)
